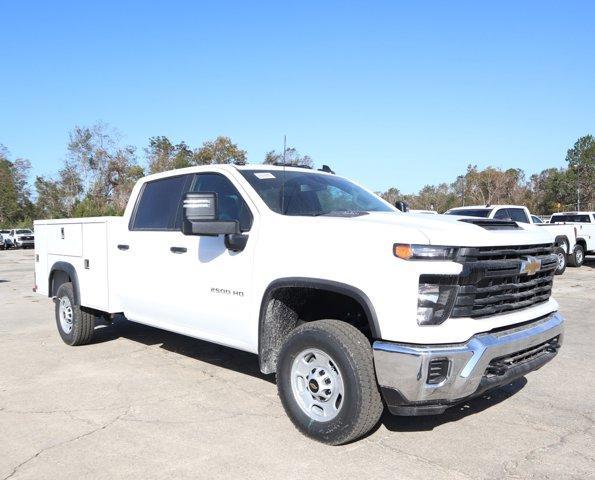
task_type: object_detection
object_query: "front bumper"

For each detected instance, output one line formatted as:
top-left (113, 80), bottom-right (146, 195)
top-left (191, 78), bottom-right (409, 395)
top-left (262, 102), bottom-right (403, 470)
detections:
top-left (373, 312), bottom-right (564, 415)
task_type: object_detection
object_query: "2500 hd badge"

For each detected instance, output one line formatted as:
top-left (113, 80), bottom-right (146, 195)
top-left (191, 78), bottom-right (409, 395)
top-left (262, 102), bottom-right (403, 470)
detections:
top-left (211, 287), bottom-right (245, 297)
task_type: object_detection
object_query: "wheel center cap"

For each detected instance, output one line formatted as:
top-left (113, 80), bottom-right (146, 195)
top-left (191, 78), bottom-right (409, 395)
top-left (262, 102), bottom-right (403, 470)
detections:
top-left (308, 379), bottom-right (319, 393)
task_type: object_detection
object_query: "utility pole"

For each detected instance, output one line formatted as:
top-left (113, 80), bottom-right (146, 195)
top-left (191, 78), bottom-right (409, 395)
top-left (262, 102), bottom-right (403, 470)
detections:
top-left (577, 186), bottom-right (580, 211)
top-left (283, 135), bottom-right (287, 163)
top-left (281, 135), bottom-right (287, 215)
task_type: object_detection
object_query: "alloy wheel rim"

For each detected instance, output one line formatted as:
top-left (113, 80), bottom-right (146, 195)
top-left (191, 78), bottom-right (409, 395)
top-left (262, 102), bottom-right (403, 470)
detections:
top-left (290, 348), bottom-right (344, 421)
top-left (557, 252), bottom-right (565, 270)
top-left (59, 296), bottom-right (74, 334)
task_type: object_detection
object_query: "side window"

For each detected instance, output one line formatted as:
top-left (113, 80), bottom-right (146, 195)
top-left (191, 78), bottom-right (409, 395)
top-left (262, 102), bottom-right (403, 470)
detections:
top-left (131, 175), bottom-right (189, 230)
top-left (493, 209), bottom-right (511, 220)
top-left (508, 208), bottom-right (529, 223)
top-left (190, 173), bottom-right (253, 232)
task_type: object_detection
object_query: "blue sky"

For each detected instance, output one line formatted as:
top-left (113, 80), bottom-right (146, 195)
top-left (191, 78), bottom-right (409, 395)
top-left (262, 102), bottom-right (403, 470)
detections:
top-left (1, 1), bottom-right (594, 193)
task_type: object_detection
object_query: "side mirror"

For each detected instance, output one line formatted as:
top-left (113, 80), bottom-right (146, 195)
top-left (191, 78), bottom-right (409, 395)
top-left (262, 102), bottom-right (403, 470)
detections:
top-left (182, 192), bottom-right (239, 236)
top-left (395, 201), bottom-right (409, 212)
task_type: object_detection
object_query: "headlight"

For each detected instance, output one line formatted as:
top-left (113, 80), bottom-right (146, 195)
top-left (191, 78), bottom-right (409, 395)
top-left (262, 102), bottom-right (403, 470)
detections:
top-left (416, 277), bottom-right (459, 326)
top-left (394, 244), bottom-right (457, 261)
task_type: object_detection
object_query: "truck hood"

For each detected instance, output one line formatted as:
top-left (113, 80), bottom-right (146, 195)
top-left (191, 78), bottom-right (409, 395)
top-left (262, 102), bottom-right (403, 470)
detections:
top-left (314, 212), bottom-right (554, 247)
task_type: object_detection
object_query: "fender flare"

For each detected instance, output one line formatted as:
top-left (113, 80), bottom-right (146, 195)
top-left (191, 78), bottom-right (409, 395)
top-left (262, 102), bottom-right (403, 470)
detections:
top-left (258, 277), bottom-right (382, 357)
top-left (49, 261), bottom-right (81, 305)
top-left (554, 235), bottom-right (569, 252)
top-left (575, 237), bottom-right (587, 250)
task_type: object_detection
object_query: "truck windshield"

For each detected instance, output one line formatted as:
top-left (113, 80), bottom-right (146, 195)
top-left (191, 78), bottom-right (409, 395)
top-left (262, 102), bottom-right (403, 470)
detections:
top-left (239, 169), bottom-right (392, 216)
top-left (550, 214), bottom-right (591, 223)
top-left (445, 208), bottom-right (492, 218)
top-left (16, 229), bottom-right (32, 234)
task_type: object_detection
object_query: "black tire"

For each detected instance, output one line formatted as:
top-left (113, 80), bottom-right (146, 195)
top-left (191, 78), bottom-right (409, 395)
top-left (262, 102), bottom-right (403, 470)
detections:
top-left (55, 282), bottom-right (95, 346)
top-left (568, 245), bottom-right (585, 268)
top-left (276, 319), bottom-right (383, 445)
top-left (554, 246), bottom-right (567, 275)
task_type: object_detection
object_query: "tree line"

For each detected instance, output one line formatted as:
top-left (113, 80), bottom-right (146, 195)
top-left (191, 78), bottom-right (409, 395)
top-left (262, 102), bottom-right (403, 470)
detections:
top-left (378, 135), bottom-right (594, 214)
top-left (0, 123), bottom-right (593, 228)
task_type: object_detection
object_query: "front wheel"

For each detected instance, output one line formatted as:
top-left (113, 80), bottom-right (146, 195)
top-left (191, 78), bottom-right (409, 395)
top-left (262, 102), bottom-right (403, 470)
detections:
top-left (568, 245), bottom-right (585, 268)
top-left (554, 246), bottom-right (567, 275)
top-left (276, 320), bottom-right (383, 445)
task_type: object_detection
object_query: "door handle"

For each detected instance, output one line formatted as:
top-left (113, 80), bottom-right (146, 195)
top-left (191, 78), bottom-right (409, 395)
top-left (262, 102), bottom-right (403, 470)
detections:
top-left (117, 244), bottom-right (130, 251)
top-left (170, 246), bottom-right (187, 254)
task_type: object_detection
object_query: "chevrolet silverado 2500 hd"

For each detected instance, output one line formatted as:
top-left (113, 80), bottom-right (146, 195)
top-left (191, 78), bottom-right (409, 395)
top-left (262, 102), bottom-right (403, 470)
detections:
top-left (34, 165), bottom-right (564, 445)
top-left (445, 204), bottom-right (579, 274)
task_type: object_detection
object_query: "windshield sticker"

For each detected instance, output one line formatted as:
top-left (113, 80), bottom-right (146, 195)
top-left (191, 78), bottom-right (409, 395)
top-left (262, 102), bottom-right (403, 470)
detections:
top-left (254, 172), bottom-right (276, 180)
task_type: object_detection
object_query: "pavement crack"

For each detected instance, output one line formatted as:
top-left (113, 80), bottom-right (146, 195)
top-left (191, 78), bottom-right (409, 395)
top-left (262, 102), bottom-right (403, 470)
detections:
top-left (372, 437), bottom-right (475, 479)
top-left (496, 422), bottom-right (595, 479)
top-left (1, 406), bottom-right (131, 480)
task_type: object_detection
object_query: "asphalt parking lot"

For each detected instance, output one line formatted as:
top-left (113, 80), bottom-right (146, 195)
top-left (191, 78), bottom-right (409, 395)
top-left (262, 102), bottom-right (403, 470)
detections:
top-left (0, 249), bottom-right (593, 480)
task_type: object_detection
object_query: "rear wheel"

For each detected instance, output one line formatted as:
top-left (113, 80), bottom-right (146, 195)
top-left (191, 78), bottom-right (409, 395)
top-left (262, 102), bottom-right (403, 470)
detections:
top-left (276, 320), bottom-right (383, 445)
top-left (568, 245), bottom-right (585, 268)
top-left (55, 282), bottom-right (95, 346)
top-left (554, 246), bottom-right (567, 275)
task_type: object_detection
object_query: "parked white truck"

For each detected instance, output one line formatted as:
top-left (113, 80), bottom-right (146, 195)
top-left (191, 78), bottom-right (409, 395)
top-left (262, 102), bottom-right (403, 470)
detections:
top-left (445, 204), bottom-right (580, 273)
top-left (34, 165), bottom-right (564, 444)
top-left (550, 211), bottom-right (595, 265)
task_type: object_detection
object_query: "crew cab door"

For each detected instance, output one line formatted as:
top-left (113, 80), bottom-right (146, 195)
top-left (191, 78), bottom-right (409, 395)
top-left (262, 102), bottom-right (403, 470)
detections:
top-left (163, 172), bottom-right (257, 350)
top-left (117, 171), bottom-right (258, 352)
top-left (116, 173), bottom-right (192, 326)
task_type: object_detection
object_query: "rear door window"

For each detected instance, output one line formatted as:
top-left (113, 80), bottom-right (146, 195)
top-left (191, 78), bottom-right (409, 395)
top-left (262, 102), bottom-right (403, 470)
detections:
top-left (551, 214), bottom-right (591, 223)
top-left (131, 175), bottom-right (190, 230)
top-left (493, 209), bottom-right (511, 220)
top-left (508, 208), bottom-right (530, 223)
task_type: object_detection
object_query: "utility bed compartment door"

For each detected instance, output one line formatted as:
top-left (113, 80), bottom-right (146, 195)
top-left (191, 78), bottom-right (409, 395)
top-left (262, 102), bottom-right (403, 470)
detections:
top-left (47, 224), bottom-right (83, 257)
top-left (79, 223), bottom-right (109, 310)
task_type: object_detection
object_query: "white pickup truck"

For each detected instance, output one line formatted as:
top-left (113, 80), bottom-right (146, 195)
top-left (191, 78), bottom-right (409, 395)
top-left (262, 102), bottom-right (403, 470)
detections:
top-left (550, 211), bottom-right (595, 265)
top-left (445, 204), bottom-right (580, 273)
top-left (34, 165), bottom-right (564, 444)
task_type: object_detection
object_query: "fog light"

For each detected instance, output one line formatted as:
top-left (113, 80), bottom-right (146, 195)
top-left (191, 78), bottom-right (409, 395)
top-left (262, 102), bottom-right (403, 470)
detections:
top-left (427, 359), bottom-right (450, 385)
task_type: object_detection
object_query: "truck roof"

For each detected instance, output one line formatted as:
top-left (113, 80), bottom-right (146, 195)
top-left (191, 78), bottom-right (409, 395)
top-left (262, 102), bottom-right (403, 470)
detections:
top-left (139, 163), bottom-right (334, 184)
top-left (551, 211), bottom-right (595, 215)
top-left (448, 204), bottom-right (528, 210)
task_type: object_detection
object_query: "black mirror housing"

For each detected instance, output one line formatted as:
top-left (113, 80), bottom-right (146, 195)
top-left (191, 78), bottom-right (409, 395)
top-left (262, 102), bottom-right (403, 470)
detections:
top-left (224, 233), bottom-right (249, 252)
top-left (182, 192), bottom-right (239, 236)
top-left (395, 201), bottom-right (410, 212)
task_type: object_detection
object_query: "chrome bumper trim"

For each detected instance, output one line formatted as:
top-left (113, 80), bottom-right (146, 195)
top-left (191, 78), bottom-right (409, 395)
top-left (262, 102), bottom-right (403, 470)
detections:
top-left (373, 311), bottom-right (564, 405)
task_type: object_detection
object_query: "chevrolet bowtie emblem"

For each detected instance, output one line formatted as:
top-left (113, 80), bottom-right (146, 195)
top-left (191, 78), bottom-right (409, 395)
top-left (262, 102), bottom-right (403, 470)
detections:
top-left (520, 255), bottom-right (542, 276)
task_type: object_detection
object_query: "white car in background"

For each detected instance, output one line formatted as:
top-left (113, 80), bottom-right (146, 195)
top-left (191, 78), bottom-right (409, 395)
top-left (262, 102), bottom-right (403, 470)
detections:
top-left (0, 230), bottom-right (14, 250)
top-left (550, 212), bottom-right (595, 262)
top-left (8, 229), bottom-right (35, 249)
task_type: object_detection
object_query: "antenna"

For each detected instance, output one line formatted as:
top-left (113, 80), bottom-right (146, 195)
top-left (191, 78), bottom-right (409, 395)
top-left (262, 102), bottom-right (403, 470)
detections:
top-left (281, 135), bottom-right (287, 214)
